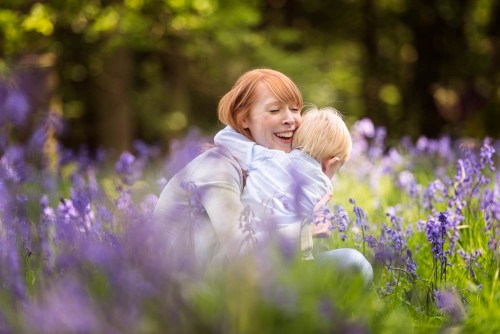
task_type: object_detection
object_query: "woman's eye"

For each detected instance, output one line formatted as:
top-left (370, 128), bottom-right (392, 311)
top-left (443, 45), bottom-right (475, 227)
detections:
top-left (269, 109), bottom-right (280, 113)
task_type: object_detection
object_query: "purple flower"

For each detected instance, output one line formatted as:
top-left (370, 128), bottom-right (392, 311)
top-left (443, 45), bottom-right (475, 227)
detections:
top-left (133, 139), bottom-right (161, 160)
top-left (479, 137), bottom-right (496, 172)
top-left (162, 128), bottom-right (206, 179)
top-left (3, 89), bottom-right (30, 127)
top-left (434, 289), bottom-right (465, 323)
top-left (0, 146), bottom-right (27, 183)
top-left (350, 198), bottom-right (367, 230)
top-left (116, 151), bottom-right (143, 186)
top-left (425, 211), bottom-right (452, 283)
top-left (24, 279), bottom-right (101, 333)
top-left (396, 170), bottom-right (421, 198)
top-left (352, 118), bottom-right (375, 138)
top-left (383, 225), bottom-right (405, 254)
top-left (0, 234), bottom-right (26, 299)
top-left (481, 188), bottom-right (500, 251)
top-left (332, 205), bottom-right (350, 241)
top-left (423, 179), bottom-right (446, 210)
top-left (404, 249), bottom-right (417, 276)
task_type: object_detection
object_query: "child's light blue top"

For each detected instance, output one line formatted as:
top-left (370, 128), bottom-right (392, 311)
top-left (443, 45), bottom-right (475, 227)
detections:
top-left (214, 126), bottom-right (333, 246)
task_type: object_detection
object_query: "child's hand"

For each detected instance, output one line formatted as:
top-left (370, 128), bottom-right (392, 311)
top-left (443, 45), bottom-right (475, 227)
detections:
top-left (312, 192), bottom-right (333, 238)
top-left (312, 221), bottom-right (332, 238)
top-left (313, 192), bottom-right (332, 211)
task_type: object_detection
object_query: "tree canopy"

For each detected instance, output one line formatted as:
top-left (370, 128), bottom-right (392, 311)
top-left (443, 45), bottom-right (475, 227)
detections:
top-left (1, 0), bottom-right (499, 151)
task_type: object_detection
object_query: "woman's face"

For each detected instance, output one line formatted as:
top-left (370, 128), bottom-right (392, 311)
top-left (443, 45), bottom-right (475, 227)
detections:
top-left (243, 83), bottom-right (302, 152)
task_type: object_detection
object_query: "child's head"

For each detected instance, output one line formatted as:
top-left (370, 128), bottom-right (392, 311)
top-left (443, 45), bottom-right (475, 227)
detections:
top-left (292, 107), bottom-right (352, 176)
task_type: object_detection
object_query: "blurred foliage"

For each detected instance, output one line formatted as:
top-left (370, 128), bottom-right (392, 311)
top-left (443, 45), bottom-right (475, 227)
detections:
top-left (1, 0), bottom-right (499, 151)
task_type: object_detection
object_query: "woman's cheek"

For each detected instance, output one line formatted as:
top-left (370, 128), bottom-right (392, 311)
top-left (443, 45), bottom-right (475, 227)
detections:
top-left (295, 115), bottom-right (303, 127)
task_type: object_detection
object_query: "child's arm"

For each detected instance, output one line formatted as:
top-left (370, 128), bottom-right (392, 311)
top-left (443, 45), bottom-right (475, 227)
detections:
top-left (214, 126), bottom-right (281, 169)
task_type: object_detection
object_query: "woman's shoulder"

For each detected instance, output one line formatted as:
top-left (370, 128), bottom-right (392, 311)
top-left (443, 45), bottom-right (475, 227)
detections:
top-left (185, 145), bottom-right (245, 183)
top-left (190, 145), bottom-right (241, 167)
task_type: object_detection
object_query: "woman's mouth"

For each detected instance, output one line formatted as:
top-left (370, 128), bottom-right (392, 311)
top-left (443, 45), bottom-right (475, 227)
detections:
top-left (275, 131), bottom-right (294, 143)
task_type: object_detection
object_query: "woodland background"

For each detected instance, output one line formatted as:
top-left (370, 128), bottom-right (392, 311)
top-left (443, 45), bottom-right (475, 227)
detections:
top-left (1, 0), bottom-right (499, 152)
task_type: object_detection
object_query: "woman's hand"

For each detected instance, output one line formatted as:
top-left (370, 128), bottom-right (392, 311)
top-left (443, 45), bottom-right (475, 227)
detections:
top-left (312, 192), bottom-right (333, 238)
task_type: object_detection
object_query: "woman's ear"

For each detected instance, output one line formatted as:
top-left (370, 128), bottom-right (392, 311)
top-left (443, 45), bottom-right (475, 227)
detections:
top-left (242, 117), bottom-right (250, 129)
top-left (322, 157), bottom-right (340, 178)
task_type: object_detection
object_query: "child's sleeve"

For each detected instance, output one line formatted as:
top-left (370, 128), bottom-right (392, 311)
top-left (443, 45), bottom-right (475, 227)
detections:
top-left (214, 126), bottom-right (276, 169)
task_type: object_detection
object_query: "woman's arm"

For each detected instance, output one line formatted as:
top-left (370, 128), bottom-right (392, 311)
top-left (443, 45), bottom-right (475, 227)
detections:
top-left (194, 147), bottom-right (257, 259)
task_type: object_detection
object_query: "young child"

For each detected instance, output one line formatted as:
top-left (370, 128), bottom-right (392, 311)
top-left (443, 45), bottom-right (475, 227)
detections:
top-left (214, 106), bottom-right (352, 258)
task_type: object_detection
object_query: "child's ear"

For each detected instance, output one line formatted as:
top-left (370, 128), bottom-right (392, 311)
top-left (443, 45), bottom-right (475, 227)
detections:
top-left (322, 157), bottom-right (340, 172)
top-left (322, 157), bottom-right (340, 179)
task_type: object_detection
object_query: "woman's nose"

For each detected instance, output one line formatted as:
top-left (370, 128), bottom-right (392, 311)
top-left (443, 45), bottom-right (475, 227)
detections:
top-left (282, 108), bottom-right (295, 125)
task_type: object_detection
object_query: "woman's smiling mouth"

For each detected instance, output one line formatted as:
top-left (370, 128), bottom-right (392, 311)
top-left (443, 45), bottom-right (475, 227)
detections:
top-left (275, 131), bottom-right (294, 142)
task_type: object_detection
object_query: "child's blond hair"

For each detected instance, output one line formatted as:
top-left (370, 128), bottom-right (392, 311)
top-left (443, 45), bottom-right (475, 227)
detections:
top-left (292, 107), bottom-right (352, 165)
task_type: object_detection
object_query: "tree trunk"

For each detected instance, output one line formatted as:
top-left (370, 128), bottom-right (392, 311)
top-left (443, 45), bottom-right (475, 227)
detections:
top-left (94, 47), bottom-right (134, 153)
top-left (361, 0), bottom-right (385, 126)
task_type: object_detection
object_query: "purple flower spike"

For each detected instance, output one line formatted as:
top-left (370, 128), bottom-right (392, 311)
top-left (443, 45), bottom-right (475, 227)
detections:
top-left (479, 137), bottom-right (496, 172)
top-left (434, 289), bottom-right (465, 324)
top-left (115, 151), bottom-right (140, 186)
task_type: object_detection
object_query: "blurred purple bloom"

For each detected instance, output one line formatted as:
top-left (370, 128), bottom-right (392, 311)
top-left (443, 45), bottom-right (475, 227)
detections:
top-left (0, 146), bottom-right (27, 183)
top-left (480, 187), bottom-right (500, 251)
top-left (457, 249), bottom-right (482, 279)
top-left (434, 289), bottom-right (465, 323)
top-left (116, 151), bottom-right (140, 186)
top-left (116, 151), bottom-right (135, 175)
top-left (332, 205), bottom-right (350, 241)
top-left (55, 198), bottom-right (95, 243)
top-left (163, 128), bottom-right (207, 178)
top-left (352, 118), bottom-right (375, 138)
top-left (24, 279), bottom-right (101, 333)
top-left (425, 211), bottom-right (452, 282)
top-left (70, 187), bottom-right (91, 217)
top-left (404, 249), bottom-right (417, 276)
top-left (3, 89), bottom-right (30, 127)
top-left (350, 198), bottom-right (367, 230)
top-left (396, 171), bottom-right (421, 198)
top-left (383, 225), bottom-right (405, 254)
top-left (479, 137), bottom-right (496, 171)
top-left (140, 194), bottom-right (159, 218)
top-left (133, 139), bottom-right (161, 160)
top-left (423, 179), bottom-right (446, 210)
top-left (0, 234), bottom-right (26, 299)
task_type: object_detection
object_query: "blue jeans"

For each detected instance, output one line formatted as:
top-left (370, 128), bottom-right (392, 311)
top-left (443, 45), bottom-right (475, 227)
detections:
top-left (315, 248), bottom-right (373, 285)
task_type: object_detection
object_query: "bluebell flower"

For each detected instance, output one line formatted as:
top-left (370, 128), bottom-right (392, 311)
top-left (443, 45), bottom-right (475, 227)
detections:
top-left (133, 139), bottom-right (161, 160)
top-left (0, 233), bottom-right (26, 299)
top-left (332, 205), bottom-right (350, 240)
top-left (423, 179), bottom-right (446, 210)
top-left (434, 289), bottom-right (465, 323)
top-left (396, 170), bottom-right (421, 198)
top-left (352, 118), bottom-right (375, 138)
top-left (0, 146), bottom-right (27, 183)
top-left (349, 198), bottom-right (367, 230)
top-left (24, 278), bottom-right (101, 333)
top-left (115, 151), bottom-right (141, 186)
top-left (162, 128), bottom-right (206, 178)
top-left (3, 88), bottom-right (30, 127)
top-left (404, 249), bottom-right (417, 276)
top-left (426, 211), bottom-right (452, 283)
top-left (481, 188), bottom-right (500, 251)
top-left (479, 137), bottom-right (496, 172)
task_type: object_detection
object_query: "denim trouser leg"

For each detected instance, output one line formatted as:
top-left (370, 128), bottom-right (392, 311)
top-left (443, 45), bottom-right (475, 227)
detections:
top-left (315, 248), bottom-right (373, 285)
